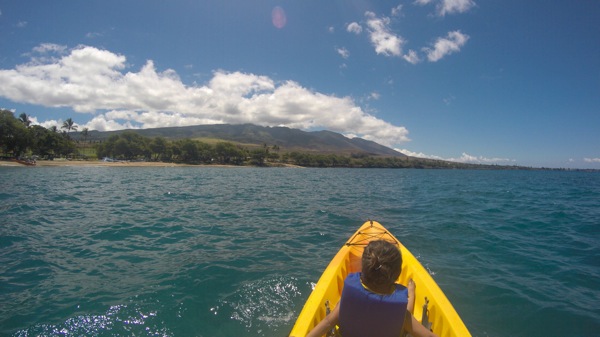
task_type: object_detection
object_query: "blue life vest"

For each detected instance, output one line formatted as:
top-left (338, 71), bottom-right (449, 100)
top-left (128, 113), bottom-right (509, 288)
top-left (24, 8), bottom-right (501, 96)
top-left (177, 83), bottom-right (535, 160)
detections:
top-left (338, 273), bottom-right (408, 337)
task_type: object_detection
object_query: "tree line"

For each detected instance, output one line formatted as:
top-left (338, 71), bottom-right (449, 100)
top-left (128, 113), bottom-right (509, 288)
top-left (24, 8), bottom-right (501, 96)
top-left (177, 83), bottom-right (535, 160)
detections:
top-left (97, 132), bottom-right (274, 165)
top-left (96, 131), bottom-right (444, 168)
top-left (0, 109), bottom-right (81, 159)
top-left (3, 109), bottom-right (498, 169)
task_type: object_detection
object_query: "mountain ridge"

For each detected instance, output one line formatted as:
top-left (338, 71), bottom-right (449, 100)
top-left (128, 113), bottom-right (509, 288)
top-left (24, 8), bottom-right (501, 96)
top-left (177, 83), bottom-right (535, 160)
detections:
top-left (84, 124), bottom-right (406, 157)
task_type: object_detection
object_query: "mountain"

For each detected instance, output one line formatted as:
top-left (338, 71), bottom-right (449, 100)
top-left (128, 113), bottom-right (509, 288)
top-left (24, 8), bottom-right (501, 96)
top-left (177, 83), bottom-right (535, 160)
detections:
top-left (83, 124), bottom-right (406, 157)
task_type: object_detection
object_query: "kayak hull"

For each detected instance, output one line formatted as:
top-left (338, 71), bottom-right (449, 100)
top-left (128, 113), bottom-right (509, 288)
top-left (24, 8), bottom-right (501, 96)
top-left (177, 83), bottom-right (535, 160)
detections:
top-left (289, 220), bottom-right (471, 337)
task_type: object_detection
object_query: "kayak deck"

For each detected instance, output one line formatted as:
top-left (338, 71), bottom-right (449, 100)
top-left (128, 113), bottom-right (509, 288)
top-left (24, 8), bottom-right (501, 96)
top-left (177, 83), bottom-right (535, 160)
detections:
top-left (289, 220), bottom-right (471, 337)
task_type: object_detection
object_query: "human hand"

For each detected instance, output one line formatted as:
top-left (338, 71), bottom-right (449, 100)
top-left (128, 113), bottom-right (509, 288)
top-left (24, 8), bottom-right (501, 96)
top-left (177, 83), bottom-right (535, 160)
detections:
top-left (408, 279), bottom-right (415, 297)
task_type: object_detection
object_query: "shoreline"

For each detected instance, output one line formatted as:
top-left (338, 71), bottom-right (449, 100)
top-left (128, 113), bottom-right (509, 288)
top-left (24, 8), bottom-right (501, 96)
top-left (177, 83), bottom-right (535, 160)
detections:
top-left (1, 159), bottom-right (595, 171)
top-left (0, 159), bottom-right (303, 168)
top-left (0, 159), bottom-right (233, 168)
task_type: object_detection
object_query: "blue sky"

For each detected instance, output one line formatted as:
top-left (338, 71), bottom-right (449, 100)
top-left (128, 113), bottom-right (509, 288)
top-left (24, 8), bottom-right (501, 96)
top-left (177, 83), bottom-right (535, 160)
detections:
top-left (0, 0), bottom-right (598, 168)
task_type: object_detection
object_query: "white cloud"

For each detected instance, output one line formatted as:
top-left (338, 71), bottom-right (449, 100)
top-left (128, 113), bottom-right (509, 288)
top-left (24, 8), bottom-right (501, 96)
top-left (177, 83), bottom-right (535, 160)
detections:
top-left (368, 92), bottom-right (381, 100)
top-left (397, 148), bottom-right (445, 160)
top-left (336, 47), bottom-right (350, 59)
top-left (449, 153), bottom-right (515, 164)
top-left (0, 44), bottom-right (410, 146)
top-left (85, 113), bottom-right (140, 131)
top-left (29, 116), bottom-right (86, 132)
top-left (32, 43), bottom-right (68, 54)
top-left (391, 5), bottom-right (403, 17)
top-left (398, 149), bottom-right (514, 164)
top-left (443, 95), bottom-right (456, 105)
top-left (403, 50), bottom-right (421, 64)
top-left (29, 116), bottom-right (59, 130)
top-left (439, 0), bottom-right (476, 16)
top-left (415, 0), bottom-right (476, 16)
top-left (345, 7), bottom-right (470, 64)
top-left (86, 32), bottom-right (103, 39)
top-left (365, 12), bottom-right (404, 57)
top-left (346, 22), bottom-right (363, 34)
top-left (584, 158), bottom-right (600, 163)
top-left (424, 30), bottom-right (469, 62)
top-left (22, 43), bottom-right (68, 65)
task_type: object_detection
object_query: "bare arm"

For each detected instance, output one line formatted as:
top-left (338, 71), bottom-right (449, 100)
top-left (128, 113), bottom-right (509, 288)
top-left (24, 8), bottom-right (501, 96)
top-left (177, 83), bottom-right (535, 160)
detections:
top-left (407, 279), bottom-right (416, 314)
top-left (404, 312), bottom-right (439, 337)
top-left (306, 304), bottom-right (340, 337)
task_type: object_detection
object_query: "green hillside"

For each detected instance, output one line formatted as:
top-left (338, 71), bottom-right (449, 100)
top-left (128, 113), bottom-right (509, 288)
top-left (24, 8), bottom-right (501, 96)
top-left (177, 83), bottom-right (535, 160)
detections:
top-left (80, 124), bottom-right (406, 157)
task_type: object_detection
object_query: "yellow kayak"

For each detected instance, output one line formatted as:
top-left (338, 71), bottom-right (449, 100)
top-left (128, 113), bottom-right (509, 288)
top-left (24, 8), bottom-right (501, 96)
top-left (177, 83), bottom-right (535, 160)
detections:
top-left (289, 220), bottom-right (471, 337)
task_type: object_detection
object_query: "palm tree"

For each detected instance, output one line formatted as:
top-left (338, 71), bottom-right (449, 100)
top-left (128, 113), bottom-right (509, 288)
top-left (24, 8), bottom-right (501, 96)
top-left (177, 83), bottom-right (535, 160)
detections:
top-left (61, 118), bottom-right (78, 134)
top-left (81, 127), bottom-right (89, 143)
top-left (49, 125), bottom-right (58, 133)
top-left (18, 113), bottom-right (31, 127)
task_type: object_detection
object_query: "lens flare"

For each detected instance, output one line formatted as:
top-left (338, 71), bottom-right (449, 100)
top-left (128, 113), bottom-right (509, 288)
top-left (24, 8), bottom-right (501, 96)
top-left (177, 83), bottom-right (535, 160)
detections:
top-left (272, 6), bottom-right (287, 29)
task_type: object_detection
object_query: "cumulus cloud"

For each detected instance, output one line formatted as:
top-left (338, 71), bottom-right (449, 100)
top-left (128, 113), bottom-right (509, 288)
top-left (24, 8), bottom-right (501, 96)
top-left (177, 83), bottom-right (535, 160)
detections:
top-left (365, 12), bottom-right (404, 57)
top-left (28, 116), bottom-right (60, 130)
top-left (346, 22), bottom-right (362, 34)
top-left (415, 0), bottom-right (476, 16)
top-left (584, 158), bottom-right (600, 163)
top-left (397, 148), bottom-right (445, 160)
top-left (424, 31), bottom-right (469, 62)
top-left (346, 8), bottom-right (469, 64)
top-left (0, 44), bottom-right (410, 147)
top-left (398, 149), bottom-right (514, 164)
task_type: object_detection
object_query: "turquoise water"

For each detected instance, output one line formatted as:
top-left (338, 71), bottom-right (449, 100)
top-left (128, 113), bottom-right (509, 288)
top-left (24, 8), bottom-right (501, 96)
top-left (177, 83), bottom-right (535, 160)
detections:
top-left (1, 167), bottom-right (599, 337)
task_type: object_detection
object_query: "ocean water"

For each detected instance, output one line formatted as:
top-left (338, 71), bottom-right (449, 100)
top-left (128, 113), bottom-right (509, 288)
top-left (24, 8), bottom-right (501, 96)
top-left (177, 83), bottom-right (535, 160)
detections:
top-left (0, 167), bottom-right (599, 337)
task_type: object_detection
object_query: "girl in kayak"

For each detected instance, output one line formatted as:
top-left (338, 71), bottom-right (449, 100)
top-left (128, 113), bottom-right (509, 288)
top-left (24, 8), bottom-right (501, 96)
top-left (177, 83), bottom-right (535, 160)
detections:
top-left (306, 240), bottom-right (438, 337)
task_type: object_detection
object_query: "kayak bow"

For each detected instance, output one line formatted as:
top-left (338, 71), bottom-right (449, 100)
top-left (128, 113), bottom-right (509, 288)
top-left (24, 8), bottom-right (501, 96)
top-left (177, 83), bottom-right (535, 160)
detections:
top-left (289, 220), bottom-right (471, 337)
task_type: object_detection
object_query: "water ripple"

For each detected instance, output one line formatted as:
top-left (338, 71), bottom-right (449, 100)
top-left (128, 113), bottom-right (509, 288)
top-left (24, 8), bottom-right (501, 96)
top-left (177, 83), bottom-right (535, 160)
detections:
top-left (1, 167), bottom-right (599, 337)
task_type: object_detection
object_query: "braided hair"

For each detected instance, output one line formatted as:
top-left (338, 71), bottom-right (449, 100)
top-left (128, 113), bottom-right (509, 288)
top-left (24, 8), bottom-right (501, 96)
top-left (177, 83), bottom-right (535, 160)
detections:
top-left (361, 240), bottom-right (402, 289)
